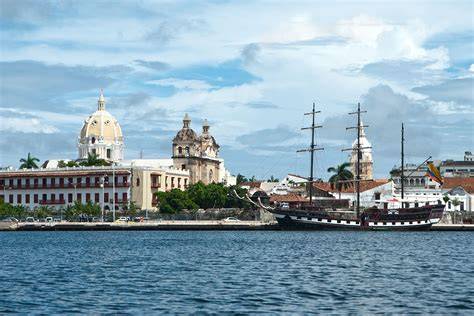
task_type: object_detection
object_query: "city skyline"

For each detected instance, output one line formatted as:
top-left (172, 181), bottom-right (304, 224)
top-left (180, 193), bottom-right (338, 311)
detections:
top-left (1, 0), bottom-right (473, 179)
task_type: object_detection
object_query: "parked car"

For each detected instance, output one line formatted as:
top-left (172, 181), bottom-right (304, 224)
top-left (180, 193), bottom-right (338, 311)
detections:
top-left (116, 217), bottom-right (128, 222)
top-left (25, 217), bottom-right (35, 222)
top-left (45, 217), bottom-right (53, 222)
top-left (223, 217), bottom-right (240, 222)
top-left (1, 217), bottom-right (18, 222)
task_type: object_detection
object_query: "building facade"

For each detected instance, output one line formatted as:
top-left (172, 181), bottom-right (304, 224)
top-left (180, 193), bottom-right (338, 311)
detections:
top-left (0, 164), bottom-right (190, 211)
top-left (172, 114), bottom-right (222, 185)
top-left (78, 91), bottom-right (124, 162)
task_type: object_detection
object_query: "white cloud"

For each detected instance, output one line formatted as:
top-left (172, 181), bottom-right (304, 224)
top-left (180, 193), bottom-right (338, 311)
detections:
top-left (147, 78), bottom-right (212, 90)
top-left (0, 118), bottom-right (59, 134)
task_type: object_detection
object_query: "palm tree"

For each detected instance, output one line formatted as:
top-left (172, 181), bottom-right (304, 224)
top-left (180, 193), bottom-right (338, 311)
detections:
top-left (327, 162), bottom-right (354, 199)
top-left (19, 153), bottom-right (40, 169)
top-left (80, 153), bottom-right (111, 167)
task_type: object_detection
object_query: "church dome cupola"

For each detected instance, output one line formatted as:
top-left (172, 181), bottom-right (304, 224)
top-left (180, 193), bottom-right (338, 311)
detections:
top-left (77, 90), bottom-right (124, 162)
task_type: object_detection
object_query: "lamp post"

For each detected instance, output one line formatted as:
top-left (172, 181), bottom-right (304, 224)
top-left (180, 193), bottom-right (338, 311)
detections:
top-left (112, 163), bottom-right (116, 222)
top-left (100, 176), bottom-right (105, 222)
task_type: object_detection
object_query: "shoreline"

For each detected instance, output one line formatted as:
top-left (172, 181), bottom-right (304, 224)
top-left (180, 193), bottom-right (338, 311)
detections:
top-left (1, 221), bottom-right (474, 231)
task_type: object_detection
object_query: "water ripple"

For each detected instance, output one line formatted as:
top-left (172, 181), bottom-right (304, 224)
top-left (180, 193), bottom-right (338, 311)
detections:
top-left (0, 231), bottom-right (473, 314)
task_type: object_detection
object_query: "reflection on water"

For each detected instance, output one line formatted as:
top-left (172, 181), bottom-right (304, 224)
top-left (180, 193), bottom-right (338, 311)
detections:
top-left (0, 231), bottom-right (473, 314)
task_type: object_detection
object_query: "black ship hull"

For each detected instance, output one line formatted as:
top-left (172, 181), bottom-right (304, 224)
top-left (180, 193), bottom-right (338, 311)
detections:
top-left (271, 204), bottom-right (445, 231)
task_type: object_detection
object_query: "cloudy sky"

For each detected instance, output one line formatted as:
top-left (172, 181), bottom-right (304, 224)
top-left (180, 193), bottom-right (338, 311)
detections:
top-left (0, 0), bottom-right (472, 180)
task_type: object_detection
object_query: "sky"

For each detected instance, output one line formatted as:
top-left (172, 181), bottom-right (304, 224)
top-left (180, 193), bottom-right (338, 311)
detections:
top-left (0, 0), bottom-right (473, 180)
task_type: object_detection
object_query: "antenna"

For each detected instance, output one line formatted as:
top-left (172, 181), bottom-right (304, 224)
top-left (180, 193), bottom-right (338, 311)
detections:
top-left (297, 102), bottom-right (324, 205)
top-left (342, 102), bottom-right (371, 217)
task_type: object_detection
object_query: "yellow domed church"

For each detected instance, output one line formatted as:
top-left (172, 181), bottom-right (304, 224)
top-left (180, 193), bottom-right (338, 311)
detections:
top-left (78, 90), bottom-right (124, 162)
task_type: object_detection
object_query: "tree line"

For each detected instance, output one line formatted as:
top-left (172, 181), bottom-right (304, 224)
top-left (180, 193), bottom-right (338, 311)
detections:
top-left (155, 182), bottom-right (251, 213)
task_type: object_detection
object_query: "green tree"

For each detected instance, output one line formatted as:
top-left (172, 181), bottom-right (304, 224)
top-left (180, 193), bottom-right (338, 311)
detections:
top-left (123, 201), bottom-right (139, 217)
top-left (34, 206), bottom-right (53, 219)
top-left (58, 160), bottom-right (79, 168)
top-left (268, 175), bottom-right (279, 182)
top-left (79, 153), bottom-right (111, 167)
top-left (19, 153), bottom-right (40, 169)
top-left (155, 189), bottom-right (198, 213)
top-left (236, 174), bottom-right (248, 184)
top-left (327, 162), bottom-right (354, 199)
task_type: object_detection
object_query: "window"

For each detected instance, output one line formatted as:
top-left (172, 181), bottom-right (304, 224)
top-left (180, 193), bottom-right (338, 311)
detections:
top-left (318, 218), bottom-right (322, 222)
top-left (59, 194), bottom-right (64, 201)
top-left (34, 194), bottom-right (38, 203)
top-left (51, 194), bottom-right (56, 201)
top-left (383, 222), bottom-right (387, 225)
top-left (104, 193), bottom-right (109, 203)
top-left (42, 194), bottom-right (47, 201)
top-left (122, 176), bottom-right (127, 183)
top-left (86, 177), bottom-right (90, 185)
top-left (68, 193), bottom-right (73, 203)
top-left (86, 193), bottom-right (90, 202)
top-left (42, 178), bottom-right (47, 186)
top-left (374, 192), bottom-right (381, 200)
top-left (185, 147), bottom-right (190, 156)
top-left (95, 193), bottom-right (100, 203)
top-left (392, 222), bottom-right (396, 225)
top-left (17, 194), bottom-right (22, 204)
top-left (181, 164), bottom-right (186, 170)
top-left (77, 193), bottom-right (82, 202)
top-left (178, 147), bottom-right (183, 155)
top-left (9, 194), bottom-right (13, 203)
top-left (59, 178), bottom-right (64, 186)
top-left (136, 177), bottom-right (140, 187)
top-left (122, 192), bottom-right (127, 202)
top-left (178, 178), bottom-right (181, 188)
top-left (92, 149), bottom-right (96, 155)
top-left (337, 220), bottom-right (341, 223)
top-left (307, 217), bottom-right (312, 221)
top-left (107, 149), bottom-right (111, 159)
top-left (51, 178), bottom-right (56, 186)
top-left (209, 169), bottom-right (213, 183)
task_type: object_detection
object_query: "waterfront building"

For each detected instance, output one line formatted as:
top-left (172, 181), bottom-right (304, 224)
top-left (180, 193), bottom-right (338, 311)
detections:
top-left (172, 114), bottom-right (235, 185)
top-left (464, 151), bottom-right (473, 162)
top-left (314, 179), bottom-right (392, 208)
top-left (78, 91), bottom-right (124, 162)
top-left (0, 164), bottom-right (189, 211)
top-left (349, 122), bottom-right (373, 181)
top-left (440, 160), bottom-right (474, 177)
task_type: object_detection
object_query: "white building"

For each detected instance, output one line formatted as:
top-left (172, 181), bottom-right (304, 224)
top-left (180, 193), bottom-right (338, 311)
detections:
top-left (78, 90), bottom-right (124, 162)
top-left (349, 122), bottom-right (373, 181)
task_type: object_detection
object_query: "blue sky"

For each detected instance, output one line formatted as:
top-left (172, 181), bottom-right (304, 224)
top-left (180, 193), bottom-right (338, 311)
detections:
top-left (0, 0), bottom-right (473, 180)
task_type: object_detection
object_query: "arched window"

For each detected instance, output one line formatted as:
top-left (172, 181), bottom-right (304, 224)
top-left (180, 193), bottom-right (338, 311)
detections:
top-left (136, 177), bottom-right (140, 187)
top-left (185, 146), bottom-right (190, 156)
top-left (178, 147), bottom-right (183, 155)
top-left (209, 169), bottom-right (213, 183)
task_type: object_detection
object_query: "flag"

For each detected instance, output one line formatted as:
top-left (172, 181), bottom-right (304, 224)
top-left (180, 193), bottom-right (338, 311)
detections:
top-left (426, 162), bottom-right (443, 185)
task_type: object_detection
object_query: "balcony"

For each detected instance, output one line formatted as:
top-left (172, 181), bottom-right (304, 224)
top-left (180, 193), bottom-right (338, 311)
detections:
top-left (0, 182), bottom-right (130, 190)
top-left (39, 199), bottom-right (66, 205)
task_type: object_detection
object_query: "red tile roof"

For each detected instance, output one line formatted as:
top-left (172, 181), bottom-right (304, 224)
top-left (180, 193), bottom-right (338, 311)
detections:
top-left (313, 179), bottom-right (390, 193)
top-left (442, 177), bottom-right (474, 194)
top-left (269, 194), bottom-right (308, 203)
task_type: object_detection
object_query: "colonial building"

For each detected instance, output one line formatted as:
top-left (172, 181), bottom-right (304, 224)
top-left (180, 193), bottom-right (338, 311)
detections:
top-left (172, 114), bottom-right (233, 185)
top-left (78, 91), bottom-right (124, 162)
top-left (0, 164), bottom-right (189, 211)
top-left (349, 122), bottom-right (373, 180)
top-left (0, 91), bottom-right (237, 213)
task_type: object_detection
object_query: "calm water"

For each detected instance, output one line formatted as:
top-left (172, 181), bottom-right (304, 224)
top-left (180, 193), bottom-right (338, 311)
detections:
top-left (1, 231), bottom-right (473, 314)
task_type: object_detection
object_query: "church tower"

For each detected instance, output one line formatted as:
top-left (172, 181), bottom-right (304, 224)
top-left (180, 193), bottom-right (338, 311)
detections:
top-left (349, 121), bottom-right (373, 180)
top-left (172, 114), bottom-right (221, 185)
top-left (78, 90), bottom-right (124, 162)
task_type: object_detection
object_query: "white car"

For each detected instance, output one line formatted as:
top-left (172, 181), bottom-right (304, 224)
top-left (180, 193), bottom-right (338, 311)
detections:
top-left (116, 217), bottom-right (128, 222)
top-left (223, 217), bottom-right (240, 222)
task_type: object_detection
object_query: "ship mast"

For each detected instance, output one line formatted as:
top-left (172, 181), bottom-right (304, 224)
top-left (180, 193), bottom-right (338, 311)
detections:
top-left (297, 102), bottom-right (323, 205)
top-left (401, 123), bottom-right (405, 200)
top-left (343, 103), bottom-right (370, 217)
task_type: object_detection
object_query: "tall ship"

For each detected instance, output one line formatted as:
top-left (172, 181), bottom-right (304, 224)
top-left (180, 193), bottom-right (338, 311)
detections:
top-left (268, 103), bottom-right (445, 230)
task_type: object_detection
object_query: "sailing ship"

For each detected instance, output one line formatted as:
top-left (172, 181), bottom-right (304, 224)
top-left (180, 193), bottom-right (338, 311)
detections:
top-left (267, 103), bottom-right (445, 230)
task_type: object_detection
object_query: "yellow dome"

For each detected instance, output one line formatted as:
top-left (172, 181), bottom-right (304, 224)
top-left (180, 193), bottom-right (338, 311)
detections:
top-left (79, 91), bottom-right (123, 144)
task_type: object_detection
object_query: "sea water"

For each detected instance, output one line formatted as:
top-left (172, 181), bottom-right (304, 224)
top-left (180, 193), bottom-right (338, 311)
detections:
top-left (0, 231), bottom-right (473, 314)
